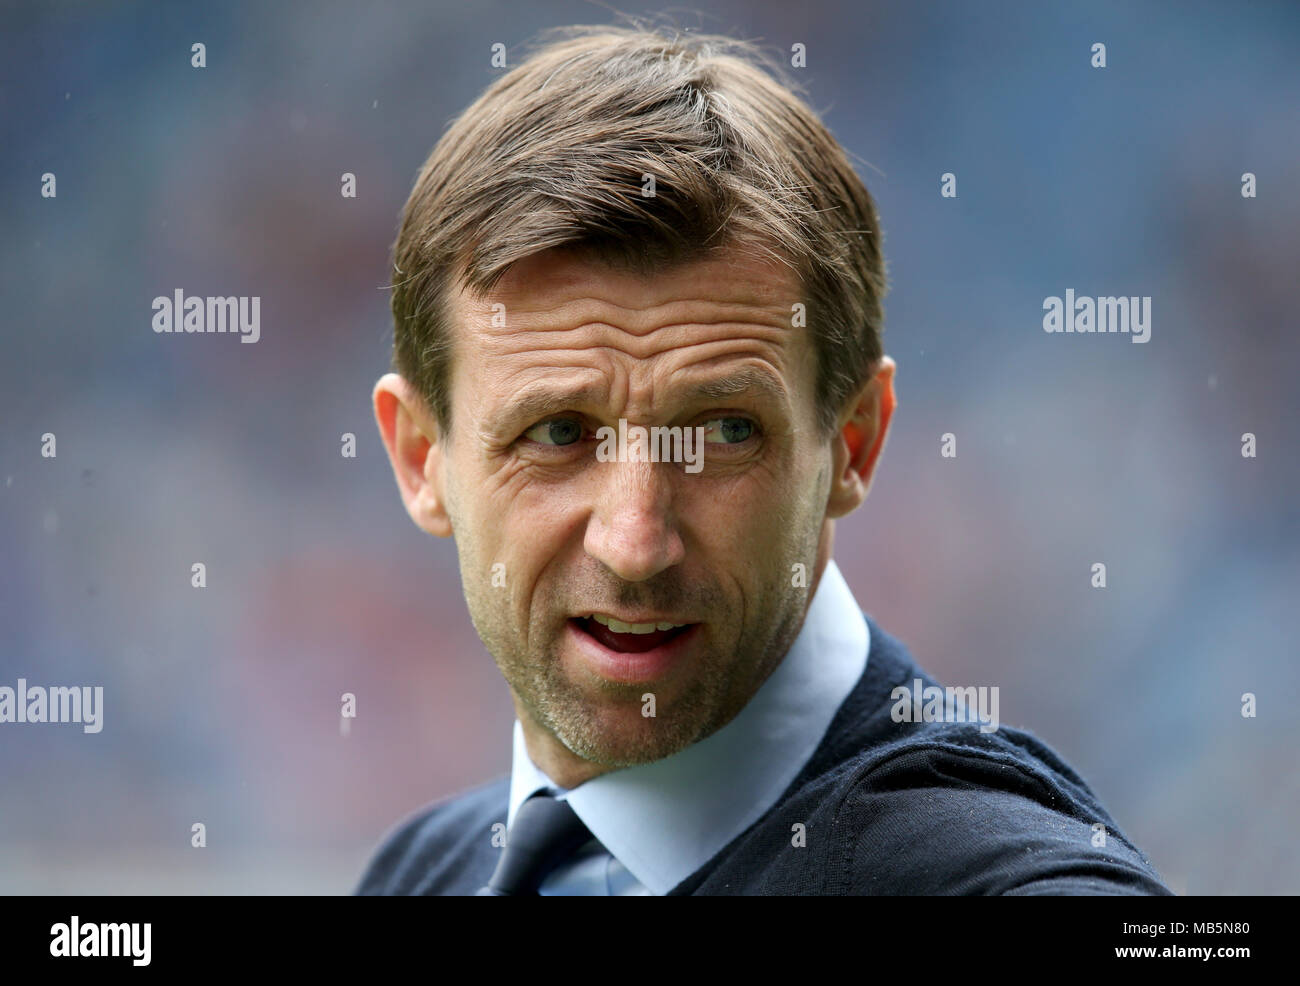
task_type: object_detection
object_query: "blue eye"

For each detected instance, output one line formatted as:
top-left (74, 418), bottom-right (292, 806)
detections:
top-left (701, 417), bottom-right (755, 444)
top-left (524, 417), bottom-right (584, 446)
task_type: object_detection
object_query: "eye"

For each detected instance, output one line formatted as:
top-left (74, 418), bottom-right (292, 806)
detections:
top-left (700, 417), bottom-right (757, 444)
top-left (523, 417), bottom-right (585, 446)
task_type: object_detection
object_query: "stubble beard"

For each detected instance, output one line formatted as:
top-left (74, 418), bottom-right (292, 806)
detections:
top-left (454, 467), bottom-right (826, 771)
top-left (468, 581), bottom-right (809, 771)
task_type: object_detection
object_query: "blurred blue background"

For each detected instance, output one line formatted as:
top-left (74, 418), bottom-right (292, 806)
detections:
top-left (2, 0), bottom-right (1297, 894)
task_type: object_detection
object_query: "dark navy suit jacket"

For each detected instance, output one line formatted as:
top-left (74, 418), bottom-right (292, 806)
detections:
top-left (355, 615), bottom-right (1173, 895)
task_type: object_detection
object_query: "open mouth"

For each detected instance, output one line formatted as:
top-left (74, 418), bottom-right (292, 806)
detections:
top-left (569, 616), bottom-right (695, 654)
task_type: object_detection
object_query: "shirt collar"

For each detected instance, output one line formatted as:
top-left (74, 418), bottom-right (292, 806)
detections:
top-left (507, 557), bottom-right (869, 895)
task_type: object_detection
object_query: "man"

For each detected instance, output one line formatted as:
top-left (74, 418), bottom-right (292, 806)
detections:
top-left (356, 24), bottom-right (1172, 895)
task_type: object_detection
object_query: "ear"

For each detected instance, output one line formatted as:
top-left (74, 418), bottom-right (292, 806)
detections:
top-left (372, 372), bottom-right (453, 538)
top-left (826, 356), bottom-right (896, 519)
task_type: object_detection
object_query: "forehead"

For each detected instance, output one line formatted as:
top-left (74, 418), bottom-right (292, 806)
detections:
top-left (447, 246), bottom-right (802, 351)
top-left (443, 246), bottom-right (814, 423)
top-left (481, 246), bottom-right (798, 313)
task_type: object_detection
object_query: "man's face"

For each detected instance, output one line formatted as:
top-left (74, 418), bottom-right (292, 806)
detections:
top-left (377, 247), bottom-right (891, 786)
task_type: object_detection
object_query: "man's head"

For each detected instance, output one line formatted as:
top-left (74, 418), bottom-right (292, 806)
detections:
top-left (374, 24), bottom-right (896, 787)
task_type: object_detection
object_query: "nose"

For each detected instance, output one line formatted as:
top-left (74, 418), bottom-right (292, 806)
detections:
top-left (584, 458), bottom-right (686, 583)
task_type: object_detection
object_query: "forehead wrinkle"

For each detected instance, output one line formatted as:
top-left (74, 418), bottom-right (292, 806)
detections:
top-left (476, 293), bottom-right (795, 342)
top-left (480, 316), bottom-right (793, 370)
top-left (487, 250), bottom-right (800, 318)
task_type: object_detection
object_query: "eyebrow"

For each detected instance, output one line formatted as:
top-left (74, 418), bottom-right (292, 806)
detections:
top-left (495, 367), bottom-right (790, 430)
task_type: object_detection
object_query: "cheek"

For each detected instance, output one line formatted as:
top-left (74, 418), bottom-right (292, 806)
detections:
top-left (681, 478), bottom-right (785, 558)
top-left (743, 463), bottom-right (824, 558)
top-left (485, 482), bottom-right (590, 573)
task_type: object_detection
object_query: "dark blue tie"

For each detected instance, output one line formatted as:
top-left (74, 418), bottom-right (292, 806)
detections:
top-left (476, 792), bottom-right (593, 896)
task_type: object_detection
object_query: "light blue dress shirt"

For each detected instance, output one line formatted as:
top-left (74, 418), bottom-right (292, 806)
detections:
top-left (506, 558), bottom-right (870, 895)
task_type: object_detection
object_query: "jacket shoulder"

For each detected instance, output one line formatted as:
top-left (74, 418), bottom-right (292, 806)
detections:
top-left (353, 776), bottom-right (508, 895)
top-left (688, 722), bottom-right (1172, 895)
top-left (678, 617), bottom-right (1172, 895)
top-left (826, 723), bottom-right (1172, 894)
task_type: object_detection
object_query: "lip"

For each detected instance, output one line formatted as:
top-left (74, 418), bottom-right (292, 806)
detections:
top-left (564, 617), bottom-right (702, 685)
top-left (579, 611), bottom-right (694, 627)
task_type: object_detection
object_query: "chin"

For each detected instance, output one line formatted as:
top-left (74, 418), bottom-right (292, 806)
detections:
top-left (554, 703), bottom-right (703, 768)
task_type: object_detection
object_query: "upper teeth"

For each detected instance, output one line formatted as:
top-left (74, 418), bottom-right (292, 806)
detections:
top-left (590, 613), bottom-right (686, 634)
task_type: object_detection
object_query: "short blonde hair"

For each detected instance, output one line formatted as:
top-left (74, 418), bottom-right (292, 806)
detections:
top-left (390, 23), bottom-right (888, 440)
